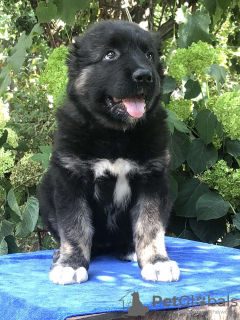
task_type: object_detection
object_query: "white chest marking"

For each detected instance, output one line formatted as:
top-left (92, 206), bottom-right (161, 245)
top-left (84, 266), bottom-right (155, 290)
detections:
top-left (93, 158), bottom-right (137, 208)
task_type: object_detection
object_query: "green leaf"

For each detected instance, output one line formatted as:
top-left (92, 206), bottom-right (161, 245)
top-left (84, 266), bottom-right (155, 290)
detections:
top-left (39, 145), bottom-right (52, 154)
top-left (8, 31), bottom-right (34, 73)
top-left (169, 129), bottom-right (190, 170)
top-left (0, 66), bottom-right (11, 92)
top-left (215, 119), bottom-right (223, 138)
top-left (233, 213), bottom-right (240, 230)
top-left (162, 76), bottom-right (176, 94)
top-left (53, 0), bottom-right (89, 25)
top-left (15, 197), bottom-right (39, 238)
top-left (221, 231), bottom-right (240, 248)
top-left (31, 145), bottom-right (52, 169)
top-left (5, 235), bottom-right (18, 254)
top-left (217, 0), bottom-right (232, 10)
top-left (184, 79), bottom-right (201, 99)
top-left (10, 31), bottom-right (32, 56)
top-left (7, 25), bottom-right (42, 75)
top-left (23, 197), bottom-right (39, 232)
top-left (176, 6), bottom-right (213, 48)
top-left (0, 178), bottom-right (11, 193)
top-left (196, 192), bottom-right (230, 220)
top-left (206, 65), bottom-right (226, 91)
top-left (225, 138), bottom-right (240, 158)
top-left (30, 23), bottom-right (44, 35)
top-left (189, 217), bottom-right (226, 243)
top-left (202, 0), bottom-right (217, 15)
top-left (7, 189), bottom-right (22, 220)
top-left (0, 129), bottom-right (8, 147)
top-left (0, 239), bottom-right (8, 255)
top-left (36, 2), bottom-right (57, 23)
top-left (174, 178), bottom-right (209, 217)
top-left (166, 110), bottom-right (189, 134)
top-left (169, 174), bottom-right (178, 202)
top-left (195, 110), bottom-right (217, 145)
top-left (187, 139), bottom-right (218, 174)
top-left (42, 235), bottom-right (52, 250)
top-left (0, 220), bottom-right (14, 243)
top-left (213, 6), bottom-right (224, 25)
top-left (178, 230), bottom-right (201, 242)
top-left (8, 47), bottom-right (27, 74)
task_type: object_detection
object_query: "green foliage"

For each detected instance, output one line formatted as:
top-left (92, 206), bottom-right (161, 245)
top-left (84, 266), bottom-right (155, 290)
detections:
top-left (196, 192), bottom-right (230, 220)
top-left (176, 6), bottom-right (213, 48)
top-left (195, 110), bottom-right (218, 145)
top-left (163, 1), bottom-right (240, 248)
top-left (164, 98), bottom-right (193, 121)
top-left (200, 160), bottom-right (240, 208)
top-left (0, 148), bottom-right (14, 178)
top-left (187, 139), bottom-right (218, 174)
top-left (10, 155), bottom-right (45, 191)
top-left (15, 196), bottom-right (39, 237)
top-left (168, 41), bottom-right (225, 82)
top-left (40, 46), bottom-right (68, 106)
top-left (175, 179), bottom-right (210, 218)
top-left (0, 100), bottom-right (18, 178)
top-left (211, 91), bottom-right (240, 141)
top-left (168, 129), bottom-right (190, 170)
top-left (36, 2), bottom-right (58, 24)
top-left (7, 188), bottom-right (39, 238)
top-left (31, 146), bottom-right (52, 169)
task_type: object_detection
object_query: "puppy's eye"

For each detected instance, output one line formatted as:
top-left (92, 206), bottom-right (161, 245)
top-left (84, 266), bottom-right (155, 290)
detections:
top-left (146, 52), bottom-right (154, 62)
top-left (103, 50), bottom-right (117, 60)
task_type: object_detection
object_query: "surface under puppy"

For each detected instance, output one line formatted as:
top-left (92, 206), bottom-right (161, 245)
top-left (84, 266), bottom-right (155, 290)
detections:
top-left (39, 20), bottom-right (180, 285)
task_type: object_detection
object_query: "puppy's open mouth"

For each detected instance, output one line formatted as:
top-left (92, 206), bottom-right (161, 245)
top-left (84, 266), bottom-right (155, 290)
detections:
top-left (106, 94), bottom-right (146, 118)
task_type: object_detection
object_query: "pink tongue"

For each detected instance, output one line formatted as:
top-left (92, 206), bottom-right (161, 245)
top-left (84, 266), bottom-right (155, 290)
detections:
top-left (122, 96), bottom-right (145, 118)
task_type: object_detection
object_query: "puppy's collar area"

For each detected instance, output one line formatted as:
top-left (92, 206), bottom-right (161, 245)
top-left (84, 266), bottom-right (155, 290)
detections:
top-left (106, 94), bottom-right (146, 118)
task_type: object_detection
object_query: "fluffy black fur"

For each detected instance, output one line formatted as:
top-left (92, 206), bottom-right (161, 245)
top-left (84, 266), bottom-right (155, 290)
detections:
top-left (39, 20), bottom-right (180, 284)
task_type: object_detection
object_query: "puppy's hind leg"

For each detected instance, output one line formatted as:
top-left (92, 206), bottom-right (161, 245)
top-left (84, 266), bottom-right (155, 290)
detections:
top-left (49, 198), bottom-right (94, 285)
top-left (115, 243), bottom-right (137, 262)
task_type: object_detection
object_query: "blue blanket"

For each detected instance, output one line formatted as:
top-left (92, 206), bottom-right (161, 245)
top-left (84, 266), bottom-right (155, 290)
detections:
top-left (0, 237), bottom-right (240, 320)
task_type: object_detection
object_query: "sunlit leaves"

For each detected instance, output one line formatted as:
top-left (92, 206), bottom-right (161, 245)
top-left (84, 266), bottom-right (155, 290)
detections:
top-left (36, 2), bottom-right (57, 23)
top-left (206, 64), bottom-right (226, 91)
top-left (7, 24), bottom-right (43, 74)
top-left (176, 6), bottom-right (213, 48)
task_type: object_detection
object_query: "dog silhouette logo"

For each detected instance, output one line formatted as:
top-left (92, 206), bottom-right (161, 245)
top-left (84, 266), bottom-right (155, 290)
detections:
top-left (127, 291), bottom-right (149, 316)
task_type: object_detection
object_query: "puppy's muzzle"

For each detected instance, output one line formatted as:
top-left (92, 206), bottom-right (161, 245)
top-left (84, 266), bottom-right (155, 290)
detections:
top-left (133, 69), bottom-right (153, 83)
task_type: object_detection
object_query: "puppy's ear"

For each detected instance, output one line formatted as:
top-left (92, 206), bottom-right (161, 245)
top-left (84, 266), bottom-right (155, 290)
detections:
top-left (72, 36), bottom-right (83, 50)
top-left (150, 32), bottom-right (162, 55)
top-left (66, 36), bottom-right (84, 77)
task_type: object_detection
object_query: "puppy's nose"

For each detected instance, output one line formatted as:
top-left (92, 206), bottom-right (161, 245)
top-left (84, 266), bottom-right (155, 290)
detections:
top-left (133, 69), bottom-right (153, 83)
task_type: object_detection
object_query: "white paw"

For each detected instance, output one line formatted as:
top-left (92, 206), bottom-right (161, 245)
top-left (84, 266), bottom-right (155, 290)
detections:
top-left (141, 260), bottom-right (180, 282)
top-left (49, 265), bottom-right (88, 285)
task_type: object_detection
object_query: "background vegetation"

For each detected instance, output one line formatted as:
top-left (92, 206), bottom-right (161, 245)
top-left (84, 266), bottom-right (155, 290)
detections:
top-left (0, 0), bottom-right (240, 254)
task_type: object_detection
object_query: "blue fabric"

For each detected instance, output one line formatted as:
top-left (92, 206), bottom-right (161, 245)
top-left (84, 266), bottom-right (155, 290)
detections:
top-left (0, 236), bottom-right (240, 320)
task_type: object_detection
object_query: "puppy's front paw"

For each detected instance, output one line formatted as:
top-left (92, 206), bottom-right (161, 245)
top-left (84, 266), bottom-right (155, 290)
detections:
top-left (49, 265), bottom-right (88, 285)
top-left (141, 260), bottom-right (180, 282)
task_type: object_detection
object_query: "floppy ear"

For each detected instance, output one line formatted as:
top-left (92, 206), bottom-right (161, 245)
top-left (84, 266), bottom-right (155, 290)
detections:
top-left (149, 32), bottom-right (162, 56)
top-left (71, 36), bottom-right (83, 50)
top-left (66, 36), bottom-right (84, 77)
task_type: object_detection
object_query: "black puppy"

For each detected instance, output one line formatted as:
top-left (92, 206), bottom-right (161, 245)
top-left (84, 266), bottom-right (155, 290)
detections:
top-left (39, 20), bottom-right (180, 285)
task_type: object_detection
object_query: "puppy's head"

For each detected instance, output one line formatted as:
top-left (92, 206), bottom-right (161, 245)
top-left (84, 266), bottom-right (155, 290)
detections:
top-left (67, 20), bottom-right (163, 129)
